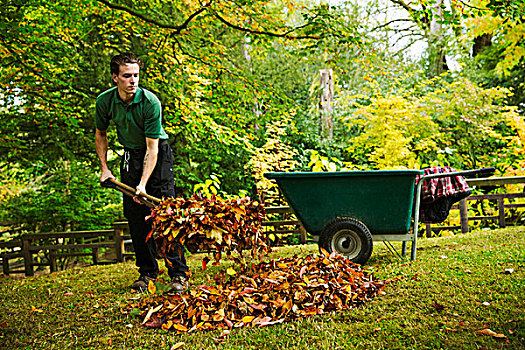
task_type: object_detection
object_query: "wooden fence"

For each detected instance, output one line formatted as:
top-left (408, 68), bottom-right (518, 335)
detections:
top-left (1, 175), bottom-right (523, 277)
top-left (263, 205), bottom-right (307, 245)
top-left (425, 176), bottom-right (525, 236)
top-left (0, 223), bottom-right (133, 276)
top-left (0, 209), bottom-right (304, 277)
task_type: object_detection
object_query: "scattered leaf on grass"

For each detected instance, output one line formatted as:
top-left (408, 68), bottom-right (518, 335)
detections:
top-left (170, 342), bottom-right (185, 350)
top-left (30, 306), bottom-right (43, 313)
top-left (431, 301), bottom-right (445, 311)
top-left (504, 268), bottom-right (514, 274)
top-left (476, 328), bottom-right (507, 338)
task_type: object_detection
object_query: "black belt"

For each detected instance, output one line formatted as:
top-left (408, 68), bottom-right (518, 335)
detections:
top-left (124, 139), bottom-right (168, 153)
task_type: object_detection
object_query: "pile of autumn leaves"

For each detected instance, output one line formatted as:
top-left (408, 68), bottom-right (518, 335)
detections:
top-left (126, 195), bottom-right (386, 333)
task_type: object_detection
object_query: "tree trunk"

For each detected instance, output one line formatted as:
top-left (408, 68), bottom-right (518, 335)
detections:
top-left (319, 69), bottom-right (334, 140)
top-left (472, 34), bottom-right (492, 57)
top-left (428, 0), bottom-right (448, 76)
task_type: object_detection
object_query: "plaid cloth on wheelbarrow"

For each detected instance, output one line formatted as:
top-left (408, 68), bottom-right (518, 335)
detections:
top-left (416, 166), bottom-right (471, 224)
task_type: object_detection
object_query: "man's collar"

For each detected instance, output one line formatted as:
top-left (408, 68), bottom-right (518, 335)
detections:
top-left (132, 87), bottom-right (143, 104)
top-left (115, 86), bottom-right (143, 105)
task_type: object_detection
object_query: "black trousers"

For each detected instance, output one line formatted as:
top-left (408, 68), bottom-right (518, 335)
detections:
top-left (121, 139), bottom-right (188, 278)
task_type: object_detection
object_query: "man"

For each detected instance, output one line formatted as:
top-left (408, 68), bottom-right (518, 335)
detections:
top-left (95, 52), bottom-right (188, 292)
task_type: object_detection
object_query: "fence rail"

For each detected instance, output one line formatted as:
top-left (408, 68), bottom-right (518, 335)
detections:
top-left (424, 176), bottom-right (525, 236)
top-left (0, 225), bottom-right (131, 276)
top-left (0, 207), bottom-right (305, 276)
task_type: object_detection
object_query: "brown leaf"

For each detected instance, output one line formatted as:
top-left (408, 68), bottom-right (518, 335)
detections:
top-left (431, 301), bottom-right (445, 311)
top-left (170, 342), bottom-right (185, 350)
top-left (476, 328), bottom-right (507, 338)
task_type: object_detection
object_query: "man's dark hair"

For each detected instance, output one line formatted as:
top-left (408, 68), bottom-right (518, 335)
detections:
top-left (110, 53), bottom-right (144, 76)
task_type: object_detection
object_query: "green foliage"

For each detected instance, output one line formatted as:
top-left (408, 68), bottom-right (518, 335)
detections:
top-left (335, 72), bottom-right (522, 172)
top-left (0, 0), bottom-right (343, 229)
top-left (0, 160), bottom-right (122, 233)
top-left (486, 0), bottom-right (525, 22)
top-left (344, 94), bottom-right (435, 169)
top-left (246, 113), bottom-right (299, 198)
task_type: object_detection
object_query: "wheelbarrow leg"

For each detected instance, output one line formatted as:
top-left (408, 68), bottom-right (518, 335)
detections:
top-left (401, 241), bottom-right (407, 256)
top-left (410, 177), bottom-right (425, 261)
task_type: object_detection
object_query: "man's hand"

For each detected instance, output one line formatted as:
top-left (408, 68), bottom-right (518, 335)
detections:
top-left (100, 169), bottom-right (115, 183)
top-left (95, 129), bottom-right (115, 184)
top-left (134, 184), bottom-right (147, 204)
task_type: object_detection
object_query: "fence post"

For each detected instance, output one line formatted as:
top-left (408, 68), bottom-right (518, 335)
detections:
top-left (459, 198), bottom-right (469, 233)
top-left (114, 224), bottom-right (124, 263)
top-left (92, 247), bottom-right (99, 265)
top-left (2, 255), bottom-right (9, 275)
top-left (299, 225), bottom-right (307, 244)
top-left (425, 223), bottom-right (432, 237)
top-left (49, 250), bottom-right (57, 273)
top-left (498, 197), bottom-right (505, 228)
top-left (22, 237), bottom-right (34, 277)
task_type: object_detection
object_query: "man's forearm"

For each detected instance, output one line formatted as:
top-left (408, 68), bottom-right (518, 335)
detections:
top-left (95, 129), bottom-right (113, 180)
top-left (138, 138), bottom-right (159, 189)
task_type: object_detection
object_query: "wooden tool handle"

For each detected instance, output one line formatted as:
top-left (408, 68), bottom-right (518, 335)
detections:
top-left (108, 178), bottom-right (162, 206)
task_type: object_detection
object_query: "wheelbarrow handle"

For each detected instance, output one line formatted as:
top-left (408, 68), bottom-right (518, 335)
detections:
top-left (417, 167), bottom-right (495, 183)
top-left (101, 178), bottom-right (161, 207)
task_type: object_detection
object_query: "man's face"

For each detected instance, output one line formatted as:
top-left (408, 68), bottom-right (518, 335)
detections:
top-left (112, 63), bottom-right (140, 100)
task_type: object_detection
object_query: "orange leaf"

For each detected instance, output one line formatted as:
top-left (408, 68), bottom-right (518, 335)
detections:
top-left (162, 320), bottom-right (173, 331)
top-left (241, 315), bottom-right (255, 323)
top-left (173, 324), bottom-right (188, 332)
top-left (148, 280), bottom-right (156, 294)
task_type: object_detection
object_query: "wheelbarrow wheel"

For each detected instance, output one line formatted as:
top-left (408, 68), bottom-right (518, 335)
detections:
top-left (318, 217), bottom-right (373, 265)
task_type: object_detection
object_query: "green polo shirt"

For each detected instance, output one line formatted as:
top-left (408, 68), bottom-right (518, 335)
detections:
top-left (95, 86), bottom-right (168, 149)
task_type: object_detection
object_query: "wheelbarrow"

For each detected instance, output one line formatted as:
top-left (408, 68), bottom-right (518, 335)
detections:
top-left (264, 168), bottom-right (493, 265)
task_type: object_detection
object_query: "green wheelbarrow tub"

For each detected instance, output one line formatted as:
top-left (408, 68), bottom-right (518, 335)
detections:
top-left (264, 170), bottom-right (424, 236)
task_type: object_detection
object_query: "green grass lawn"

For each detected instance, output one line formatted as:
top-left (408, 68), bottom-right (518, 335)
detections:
top-left (1, 227), bottom-right (523, 350)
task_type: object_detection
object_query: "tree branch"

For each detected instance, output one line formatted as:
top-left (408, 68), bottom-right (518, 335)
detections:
top-left (371, 18), bottom-right (414, 31)
top-left (96, 0), bottom-right (324, 40)
top-left (456, 0), bottom-right (486, 11)
top-left (388, 0), bottom-right (430, 30)
top-left (388, 0), bottom-right (416, 16)
top-left (213, 12), bottom-right (318, 39)
top-left (96, 0), bottom-right (209, 34)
